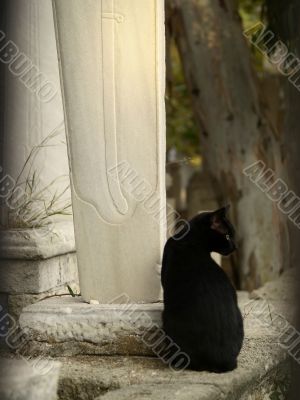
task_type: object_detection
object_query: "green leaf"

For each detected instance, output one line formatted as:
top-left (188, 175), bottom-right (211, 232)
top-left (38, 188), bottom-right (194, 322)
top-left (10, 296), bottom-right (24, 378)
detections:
top-left (67, 285), bottom-right (76, 297)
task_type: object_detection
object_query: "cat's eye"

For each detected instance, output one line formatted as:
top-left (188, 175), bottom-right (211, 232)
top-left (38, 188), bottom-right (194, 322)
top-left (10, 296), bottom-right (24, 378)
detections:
top-left (225, 234), bottom-right (230, 241)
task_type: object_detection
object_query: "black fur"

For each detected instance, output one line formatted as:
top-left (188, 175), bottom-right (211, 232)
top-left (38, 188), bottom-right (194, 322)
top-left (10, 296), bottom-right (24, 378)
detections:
top-left (161, 206), bottom-right (244, 372)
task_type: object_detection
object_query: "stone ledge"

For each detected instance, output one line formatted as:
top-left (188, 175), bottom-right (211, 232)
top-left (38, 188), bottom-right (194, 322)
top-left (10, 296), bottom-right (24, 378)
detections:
top-left (20, 298), bottom-right (163, 356)
top-left (0, 220), bottom-right (75, 260)
top-left (0, 253), bottom-right (78, 294)
top-left (18, 291), bottom-right (286, 358)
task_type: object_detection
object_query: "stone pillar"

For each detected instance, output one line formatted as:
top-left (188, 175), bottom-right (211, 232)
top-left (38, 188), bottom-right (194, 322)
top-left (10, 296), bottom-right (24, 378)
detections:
top-left (0, 0), bottom-right (71, 229)
top-left (0, 0), bottom-right (74, 323)
top-left (52, 0), bottom-right (166, 303)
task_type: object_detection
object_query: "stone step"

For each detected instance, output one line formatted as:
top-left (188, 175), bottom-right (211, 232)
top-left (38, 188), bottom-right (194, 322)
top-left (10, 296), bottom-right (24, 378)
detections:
top-left (19, 288), bottom-right (292, 358)
top-left (17, 271), bottom-right (295, 399)
top-left (0, 358), bottom-right (60, 400)
top-left (0, 221), bottom-right (79, 322)
top-left (56, 332), bottom-right (288, 400)
top-left (0, 221), bottom-right (75, 260)
top-left (0, 253), bottom-right (78, 295)
top-left (0, 221), bottom-right (78, 296)
top-left (19, 297), bottom-right (163, 357)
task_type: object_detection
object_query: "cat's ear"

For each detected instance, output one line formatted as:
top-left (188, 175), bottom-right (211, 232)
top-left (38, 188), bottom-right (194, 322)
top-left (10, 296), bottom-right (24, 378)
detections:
top-left (213, 204), bottom-right (230, 218)
top-left (210, 205), bottom-right (230, 232)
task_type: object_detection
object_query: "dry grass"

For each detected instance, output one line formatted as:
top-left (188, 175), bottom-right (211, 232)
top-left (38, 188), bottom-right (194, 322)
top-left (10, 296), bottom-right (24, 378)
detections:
top-left (0, 123), bottom-right (72, 229)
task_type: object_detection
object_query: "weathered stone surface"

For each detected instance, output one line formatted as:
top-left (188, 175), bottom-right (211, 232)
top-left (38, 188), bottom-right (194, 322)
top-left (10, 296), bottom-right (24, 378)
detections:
top-left (0, 221), bottom-right (75, 260)
top-left (0, 358), bottom-right (60, 400)
top-left (94, 371), bottom-right (288, 400)
top-left (7, 283), bottom-right (80, 322)
top-left (55, 337), bottom-right (289, 400)
top-left (0, 253), bottom-right (78, 295)
top-left (0, 221), bottom-right (78, 321)
top-left (18, 272), bottom-right (293, 400)
top-left (98, 384), bottom-right (220, 400)
top-left (18, 291), bottom-right (284, 358)
top-left (53, 0), bottom-right (166, 303)
top-left (250, 267), bottom-right (297, 303)
top-left (20, 298), bottom-right (163, 356)
top-left (19, 269), bottom-right (297, 358)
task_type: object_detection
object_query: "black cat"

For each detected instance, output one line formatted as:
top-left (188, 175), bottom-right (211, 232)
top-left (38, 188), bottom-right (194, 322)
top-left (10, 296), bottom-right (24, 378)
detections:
top-left (161, 206), bottom-right (244, 372)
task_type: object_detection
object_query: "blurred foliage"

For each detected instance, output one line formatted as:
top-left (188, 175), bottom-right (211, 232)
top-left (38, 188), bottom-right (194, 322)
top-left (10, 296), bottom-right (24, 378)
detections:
top-left (238, 0), bottom-right (264, 28)
top-left (238, 0), bottom-right (266, 71)
top-left (239, 0), bottom-right (300, 64)
top-left (165, 1), bottom-right (267, 158)
top-left (166, 0), bottom-right (294, 158)
top-left (166, 41), bottom-right (200, 158)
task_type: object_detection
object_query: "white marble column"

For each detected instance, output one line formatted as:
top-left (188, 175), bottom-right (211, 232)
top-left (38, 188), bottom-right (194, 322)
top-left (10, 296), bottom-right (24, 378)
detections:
top-left (0, 0), bottom-right (70, 227)
top-left (52, 0), bottom-right (166, 303)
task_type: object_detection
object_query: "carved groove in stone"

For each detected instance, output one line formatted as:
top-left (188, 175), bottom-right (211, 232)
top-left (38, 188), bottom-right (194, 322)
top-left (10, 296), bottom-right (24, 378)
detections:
top-left (101, 0), bottom-right (128, 216)
top-left (102, 12), bottom-right (124, 23)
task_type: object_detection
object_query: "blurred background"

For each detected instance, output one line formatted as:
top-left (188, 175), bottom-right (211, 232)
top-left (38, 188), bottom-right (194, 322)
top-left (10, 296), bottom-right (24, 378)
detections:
top-left (164, 0), bottom-right (300, 292)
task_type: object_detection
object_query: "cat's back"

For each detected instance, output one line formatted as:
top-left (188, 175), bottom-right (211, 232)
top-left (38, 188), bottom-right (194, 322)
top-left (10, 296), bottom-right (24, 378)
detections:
top-left (161, 237), bottom-right (191, 280)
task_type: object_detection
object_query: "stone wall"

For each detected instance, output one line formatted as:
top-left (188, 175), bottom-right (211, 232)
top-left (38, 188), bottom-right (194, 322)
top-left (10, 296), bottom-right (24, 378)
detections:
top-left (0, 221), bottom-right (79, 323)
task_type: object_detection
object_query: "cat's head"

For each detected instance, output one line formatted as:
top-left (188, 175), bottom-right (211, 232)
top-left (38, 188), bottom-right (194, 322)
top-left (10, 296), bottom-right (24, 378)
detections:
top-left (189, 205), bottom-right (237, 256)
